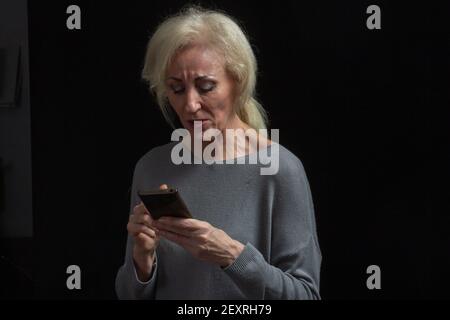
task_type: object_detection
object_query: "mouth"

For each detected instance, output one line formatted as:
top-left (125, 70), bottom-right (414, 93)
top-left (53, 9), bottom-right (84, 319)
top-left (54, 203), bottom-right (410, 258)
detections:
top-left (187, 119), bottom-right (212, 130)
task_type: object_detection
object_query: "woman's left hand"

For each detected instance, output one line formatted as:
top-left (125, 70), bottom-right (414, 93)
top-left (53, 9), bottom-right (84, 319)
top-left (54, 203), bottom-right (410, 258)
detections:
top-left (152, 217), bottom-right (244, 268)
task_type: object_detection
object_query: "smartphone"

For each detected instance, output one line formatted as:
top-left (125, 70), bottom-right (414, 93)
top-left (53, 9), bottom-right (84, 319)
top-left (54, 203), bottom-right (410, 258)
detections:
top-left (137, 188), bottom-right (192, 220)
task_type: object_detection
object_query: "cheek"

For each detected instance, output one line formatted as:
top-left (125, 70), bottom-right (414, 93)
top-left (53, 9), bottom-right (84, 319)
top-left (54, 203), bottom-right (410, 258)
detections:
top-left (208, 87), bottom-right (234, 113)
top-left (207, 101), bottom-right (233, 125)
top-left (213, 94), bottom-right (235, 117)
top-left (167, 95), bottom-right (182, 113)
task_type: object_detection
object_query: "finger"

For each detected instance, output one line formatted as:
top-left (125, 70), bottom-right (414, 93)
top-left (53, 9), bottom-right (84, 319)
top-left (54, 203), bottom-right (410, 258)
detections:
top-left (159, 184), bottom-right (169, 190)
top-left (153, 220), bottom-right (196, 237)
top-left (136, 232), bottom-right (160, 244)
top-left (129, 223), bottom-right (156, 238)
top-left (135, 233), bottom-right (159, 251)
top-left (130, 213), bottom-right (154, 228)
top-left (127, 222), bottom-right (157, 238)
top-left (133, 202), bottom-right (149, 216)
top-left (157, 229), bottom-right (192, 247)
top-left (155, 217), bottom-right (202, 233)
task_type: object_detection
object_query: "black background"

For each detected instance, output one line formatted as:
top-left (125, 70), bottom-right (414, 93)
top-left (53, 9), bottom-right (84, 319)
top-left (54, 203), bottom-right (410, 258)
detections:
top-left (27, 0), bottom-right (450, 299)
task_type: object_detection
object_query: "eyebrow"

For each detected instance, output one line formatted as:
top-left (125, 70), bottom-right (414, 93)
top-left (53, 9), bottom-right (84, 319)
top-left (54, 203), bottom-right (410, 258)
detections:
top-left (166, 75), bottom-right (215, 82)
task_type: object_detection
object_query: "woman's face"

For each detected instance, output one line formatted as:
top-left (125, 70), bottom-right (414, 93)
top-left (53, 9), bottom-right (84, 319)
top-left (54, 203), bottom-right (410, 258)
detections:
top-left (165, 44), bottom-right (239, 135)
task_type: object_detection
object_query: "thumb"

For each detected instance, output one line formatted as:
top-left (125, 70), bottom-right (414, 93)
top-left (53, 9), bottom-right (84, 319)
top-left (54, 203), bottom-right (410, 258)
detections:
top-left (159, 184), bottom-right (169, 190)
top-left (135, 233), bottom-right (149, 245)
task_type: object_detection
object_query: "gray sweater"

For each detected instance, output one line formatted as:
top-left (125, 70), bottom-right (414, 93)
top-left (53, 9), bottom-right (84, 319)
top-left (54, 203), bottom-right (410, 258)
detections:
top-left (115, 142), bottom-right (321, 299)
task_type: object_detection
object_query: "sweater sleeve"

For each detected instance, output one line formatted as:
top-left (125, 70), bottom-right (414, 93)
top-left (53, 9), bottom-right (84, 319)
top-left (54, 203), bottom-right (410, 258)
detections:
top-left (223, 155), bottom-right (322, 299)
top-left (115, 159), bottom-right (158, 300)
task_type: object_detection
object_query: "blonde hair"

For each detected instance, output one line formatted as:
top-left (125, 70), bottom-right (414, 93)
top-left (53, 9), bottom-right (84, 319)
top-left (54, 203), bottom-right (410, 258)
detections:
top-left (142, 6), bottom-right (268, 130)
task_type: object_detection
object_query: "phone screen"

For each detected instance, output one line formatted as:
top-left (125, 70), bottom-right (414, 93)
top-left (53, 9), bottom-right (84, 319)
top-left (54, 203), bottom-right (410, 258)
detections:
top-left (138, 188), bottom-right (192, 220)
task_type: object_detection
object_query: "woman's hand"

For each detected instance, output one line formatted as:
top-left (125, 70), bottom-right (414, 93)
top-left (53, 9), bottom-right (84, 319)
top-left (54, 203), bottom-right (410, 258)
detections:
top-left (127, 184), bottom-right (167, 281)
top-left (152, 217), bottom-right (245, 268)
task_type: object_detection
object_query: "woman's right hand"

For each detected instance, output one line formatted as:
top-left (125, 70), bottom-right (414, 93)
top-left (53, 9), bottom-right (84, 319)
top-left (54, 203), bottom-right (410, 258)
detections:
top-left (127, 184), bottom-right (167, 281)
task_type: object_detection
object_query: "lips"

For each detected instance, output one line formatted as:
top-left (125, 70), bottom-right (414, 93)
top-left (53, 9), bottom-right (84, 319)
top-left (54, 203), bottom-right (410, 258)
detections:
top-left (189, 119), bottom-right (210, 124)
top-left (190, 119), bottom-right (208, 122)
top-left (187, 119), bottom-right (211, 130)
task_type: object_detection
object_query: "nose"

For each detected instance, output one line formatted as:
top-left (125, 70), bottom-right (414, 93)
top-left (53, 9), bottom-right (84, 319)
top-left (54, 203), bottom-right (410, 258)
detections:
top-left (184, 87), bottom-right (201, 114)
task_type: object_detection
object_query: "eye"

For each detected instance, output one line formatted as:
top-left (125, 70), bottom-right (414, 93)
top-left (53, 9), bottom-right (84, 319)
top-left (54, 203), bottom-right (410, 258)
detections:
top-left (170, 84), bottom-right (185, 95)
top-left (198, 81), bottom-right (216, 94)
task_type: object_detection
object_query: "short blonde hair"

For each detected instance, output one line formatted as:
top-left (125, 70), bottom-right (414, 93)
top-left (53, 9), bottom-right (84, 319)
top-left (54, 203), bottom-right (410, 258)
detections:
top-left (142, 6), bottom-right (268, 130)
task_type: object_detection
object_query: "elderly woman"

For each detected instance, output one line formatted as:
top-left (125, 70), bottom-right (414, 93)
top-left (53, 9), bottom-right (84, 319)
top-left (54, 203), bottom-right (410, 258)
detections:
top-left (115, 6), bottom-right (321, 300)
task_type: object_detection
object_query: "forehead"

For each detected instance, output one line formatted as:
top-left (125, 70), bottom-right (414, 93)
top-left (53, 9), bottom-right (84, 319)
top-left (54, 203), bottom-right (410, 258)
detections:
top-left (167, 44), bottom-right (226, 77)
